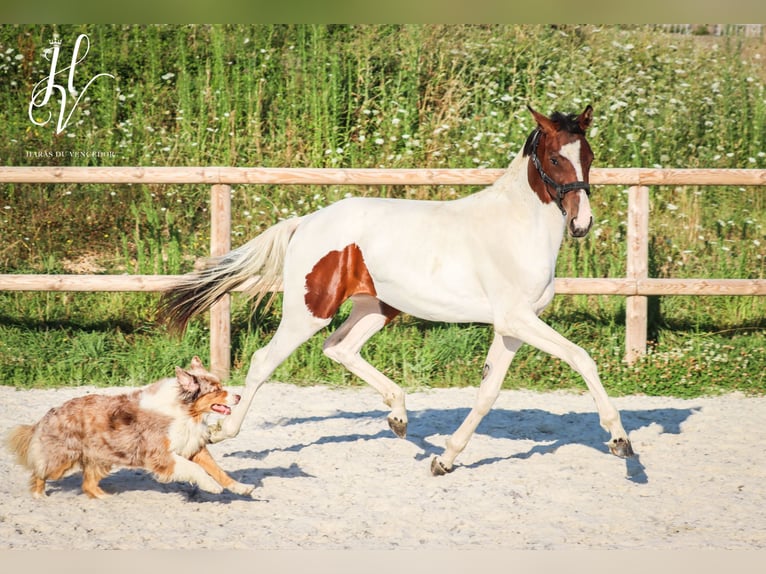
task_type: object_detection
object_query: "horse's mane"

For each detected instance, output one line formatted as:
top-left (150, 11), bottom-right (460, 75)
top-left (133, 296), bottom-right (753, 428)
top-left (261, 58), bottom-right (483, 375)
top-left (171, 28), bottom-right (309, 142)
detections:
top-left (522, 111), bottom-right (585, 157)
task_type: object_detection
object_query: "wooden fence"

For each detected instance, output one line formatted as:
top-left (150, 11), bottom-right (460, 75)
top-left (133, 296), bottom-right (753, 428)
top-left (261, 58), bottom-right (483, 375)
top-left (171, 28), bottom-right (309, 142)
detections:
top-left (1, 166), bottom-right (765, 378)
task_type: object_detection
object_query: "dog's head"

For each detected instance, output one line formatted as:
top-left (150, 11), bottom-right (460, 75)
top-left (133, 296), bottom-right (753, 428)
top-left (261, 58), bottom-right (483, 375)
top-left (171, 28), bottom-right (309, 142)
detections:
top-left (175, 356), bottom-right (240, 421)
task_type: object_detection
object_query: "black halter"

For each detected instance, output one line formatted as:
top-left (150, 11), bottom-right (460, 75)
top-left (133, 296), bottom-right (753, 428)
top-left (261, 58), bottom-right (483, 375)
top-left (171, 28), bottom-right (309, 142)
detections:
top-left (529, 128), bottom-right (591, 216)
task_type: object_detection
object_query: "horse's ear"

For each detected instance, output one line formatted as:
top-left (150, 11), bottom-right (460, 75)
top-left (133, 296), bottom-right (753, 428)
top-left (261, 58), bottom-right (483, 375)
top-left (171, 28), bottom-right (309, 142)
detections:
top-left (527, 104), bottom-right (556, 134)
top-left (578, 105), bottom-right (593, 131)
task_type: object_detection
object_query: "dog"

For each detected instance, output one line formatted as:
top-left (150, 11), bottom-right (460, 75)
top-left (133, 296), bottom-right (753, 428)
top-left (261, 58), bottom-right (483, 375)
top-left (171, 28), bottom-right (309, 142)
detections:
top-left (5, 356), bottom-right (254, 499)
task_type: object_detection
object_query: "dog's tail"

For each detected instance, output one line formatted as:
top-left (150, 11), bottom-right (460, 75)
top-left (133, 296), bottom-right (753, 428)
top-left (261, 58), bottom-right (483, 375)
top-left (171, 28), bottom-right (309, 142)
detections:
top-left (6, 424), bottom-right (35, 469)
top-left (158, 216), bottom-right (303, 335)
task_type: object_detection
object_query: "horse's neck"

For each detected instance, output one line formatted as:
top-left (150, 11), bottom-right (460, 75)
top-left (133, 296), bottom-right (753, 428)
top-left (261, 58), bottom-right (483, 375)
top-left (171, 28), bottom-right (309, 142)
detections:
top-left (497, 150), bottom-right (563, 213)
top-left (498, 151), bottom-right (529, 190)
top-left (483, 150), bottom-right (567, 249)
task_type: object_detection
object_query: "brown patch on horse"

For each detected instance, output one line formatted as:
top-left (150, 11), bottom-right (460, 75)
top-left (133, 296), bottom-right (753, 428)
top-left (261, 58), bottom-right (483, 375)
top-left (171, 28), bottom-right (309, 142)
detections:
top-left (304, 244), bottom-right (383, 319)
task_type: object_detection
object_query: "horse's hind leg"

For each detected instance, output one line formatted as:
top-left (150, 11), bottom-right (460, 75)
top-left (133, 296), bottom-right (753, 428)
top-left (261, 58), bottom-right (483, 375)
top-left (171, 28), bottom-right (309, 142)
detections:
top-left (431, 332), bottom-right (520, 475)
top-left (322, 295), bottom-right (407, 437)
top-left (210, 296), bottom-right (331, 443)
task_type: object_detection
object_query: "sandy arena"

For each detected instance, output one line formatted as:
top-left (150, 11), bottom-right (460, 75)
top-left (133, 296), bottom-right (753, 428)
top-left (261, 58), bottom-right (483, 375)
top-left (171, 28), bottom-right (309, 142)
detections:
top-left (1, 382), bottom-right (764, 550)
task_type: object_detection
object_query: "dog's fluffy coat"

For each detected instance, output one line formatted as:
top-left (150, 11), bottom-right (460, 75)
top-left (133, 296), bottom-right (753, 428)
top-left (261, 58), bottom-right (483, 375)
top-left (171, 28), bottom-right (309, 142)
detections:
top-left (5, 357), bottom-right (253, 499)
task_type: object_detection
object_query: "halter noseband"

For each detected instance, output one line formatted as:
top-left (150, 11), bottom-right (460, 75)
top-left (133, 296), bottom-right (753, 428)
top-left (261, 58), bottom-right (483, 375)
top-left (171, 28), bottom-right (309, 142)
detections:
top-left (529, 128), bottom-right (591, 216)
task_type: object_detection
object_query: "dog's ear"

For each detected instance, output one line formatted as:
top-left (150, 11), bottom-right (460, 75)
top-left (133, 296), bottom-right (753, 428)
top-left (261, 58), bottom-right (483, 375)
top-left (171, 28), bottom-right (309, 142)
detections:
top-left (189, 356), bottom-right (205, 370)
top-left (175, 367), bottom-right (200, 395)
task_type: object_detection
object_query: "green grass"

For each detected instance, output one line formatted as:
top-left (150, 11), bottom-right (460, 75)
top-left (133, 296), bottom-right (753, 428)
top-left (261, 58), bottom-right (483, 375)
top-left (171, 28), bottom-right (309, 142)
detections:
top-left (0, 24), bottom-right (764, 394)
top-left (2, 292), bottom-right (763, 396)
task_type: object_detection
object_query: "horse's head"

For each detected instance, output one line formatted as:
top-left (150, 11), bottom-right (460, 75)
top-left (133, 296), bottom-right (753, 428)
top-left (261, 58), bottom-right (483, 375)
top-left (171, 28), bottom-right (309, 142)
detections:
top-left (524, 105), bottom-right (594, 238)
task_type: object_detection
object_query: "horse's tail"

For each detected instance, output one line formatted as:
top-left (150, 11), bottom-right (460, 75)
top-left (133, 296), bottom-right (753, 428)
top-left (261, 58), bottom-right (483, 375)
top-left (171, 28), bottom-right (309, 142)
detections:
top-left (6, 424), bottom-right (36, 469)
top-left (158, 216), bottom-right (303, 335)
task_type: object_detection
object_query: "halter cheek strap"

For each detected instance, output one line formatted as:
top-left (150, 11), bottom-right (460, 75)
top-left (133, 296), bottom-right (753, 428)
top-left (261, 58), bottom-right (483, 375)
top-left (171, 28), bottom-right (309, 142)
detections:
top-left (530, 129), bottom-right (591, 216)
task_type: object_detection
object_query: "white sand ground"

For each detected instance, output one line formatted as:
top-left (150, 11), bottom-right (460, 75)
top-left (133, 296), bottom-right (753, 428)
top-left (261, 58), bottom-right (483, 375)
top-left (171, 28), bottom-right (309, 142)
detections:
top-left (1, 382), bottom-right (764, 550)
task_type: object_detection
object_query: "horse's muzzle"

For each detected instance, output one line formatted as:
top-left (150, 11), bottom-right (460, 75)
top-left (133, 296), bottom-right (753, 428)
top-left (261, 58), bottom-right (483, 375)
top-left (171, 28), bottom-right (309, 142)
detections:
top-left (569, 215), bottom-right (593, 238)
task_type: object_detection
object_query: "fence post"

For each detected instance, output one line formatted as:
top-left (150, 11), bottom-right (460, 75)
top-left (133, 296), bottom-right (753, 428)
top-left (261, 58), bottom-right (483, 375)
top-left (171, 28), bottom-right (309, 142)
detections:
top-left (625, 185), bottom-right (650, 364)
top-left (210, 184), bottom-right (232, 379)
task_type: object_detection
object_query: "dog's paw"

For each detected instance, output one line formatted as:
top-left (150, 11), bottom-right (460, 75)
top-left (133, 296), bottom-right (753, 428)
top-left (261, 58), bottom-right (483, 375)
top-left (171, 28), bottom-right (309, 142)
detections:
top-left (197, 480), bottom-right (224, 495)
top-left (228, 481), bottom-right (255, 496)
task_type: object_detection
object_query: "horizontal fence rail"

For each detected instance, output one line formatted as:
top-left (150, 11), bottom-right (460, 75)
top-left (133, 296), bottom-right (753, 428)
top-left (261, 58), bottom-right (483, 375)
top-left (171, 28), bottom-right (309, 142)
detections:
top-left (1, 275), bottom-right (763, 296)
top-left (1, 166), bottom-right (765, 376)
top-left (3, 166), bottom-right (766, 186)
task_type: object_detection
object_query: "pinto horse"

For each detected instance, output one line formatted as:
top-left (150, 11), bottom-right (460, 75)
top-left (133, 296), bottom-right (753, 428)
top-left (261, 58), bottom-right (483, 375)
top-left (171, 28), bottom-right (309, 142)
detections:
top-left (158, 105), bottom-right (634, 476)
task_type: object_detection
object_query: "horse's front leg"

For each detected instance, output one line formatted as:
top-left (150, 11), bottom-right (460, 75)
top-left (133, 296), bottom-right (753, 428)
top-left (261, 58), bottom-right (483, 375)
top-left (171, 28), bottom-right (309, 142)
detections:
top-left (503, 311), bottom-right (634, 458)
top-left (431, 333), bottom-right (521, 475)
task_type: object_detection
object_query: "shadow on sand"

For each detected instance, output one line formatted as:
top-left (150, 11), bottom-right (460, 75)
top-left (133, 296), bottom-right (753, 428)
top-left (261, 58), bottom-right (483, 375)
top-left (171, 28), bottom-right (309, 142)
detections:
top-left (227, 404), bottom-right (700, 485)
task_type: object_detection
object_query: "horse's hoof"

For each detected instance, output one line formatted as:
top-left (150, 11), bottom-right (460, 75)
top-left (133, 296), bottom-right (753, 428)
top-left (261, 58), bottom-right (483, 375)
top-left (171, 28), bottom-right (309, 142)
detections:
top-left (207, 421), bottom-right (227, 444)
top-left (430, 457), bottom-right (453, 476)
top-left (387, 416), bottom-right (408, 438)
top-left (608, 437), bottom-right (635, 458)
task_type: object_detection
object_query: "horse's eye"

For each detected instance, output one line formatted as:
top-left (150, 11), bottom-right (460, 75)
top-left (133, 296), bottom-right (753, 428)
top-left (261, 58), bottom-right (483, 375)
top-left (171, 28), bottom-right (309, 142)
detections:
top-left (550, 157), bottom-right (559, 166)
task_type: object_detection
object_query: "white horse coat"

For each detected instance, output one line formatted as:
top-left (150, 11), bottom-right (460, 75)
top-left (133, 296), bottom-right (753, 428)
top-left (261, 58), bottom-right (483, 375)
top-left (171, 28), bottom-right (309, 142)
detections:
top-left (159, 105), bottom-right (633, 476)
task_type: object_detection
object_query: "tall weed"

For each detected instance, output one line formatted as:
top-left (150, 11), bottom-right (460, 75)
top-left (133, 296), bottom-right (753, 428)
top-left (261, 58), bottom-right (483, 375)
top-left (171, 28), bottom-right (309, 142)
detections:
top-left (0, 25), bottom-right (763, 391)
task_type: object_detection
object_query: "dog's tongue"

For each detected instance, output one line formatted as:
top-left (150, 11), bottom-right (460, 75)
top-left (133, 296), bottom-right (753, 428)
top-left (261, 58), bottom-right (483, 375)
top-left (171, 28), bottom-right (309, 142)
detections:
top-left (212, 404), bottom-right (231, 415)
